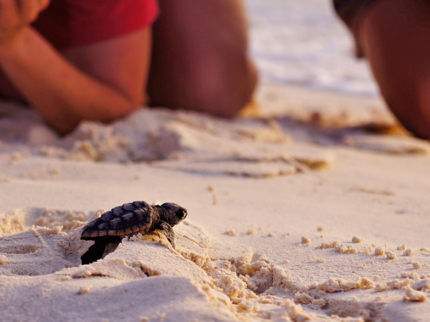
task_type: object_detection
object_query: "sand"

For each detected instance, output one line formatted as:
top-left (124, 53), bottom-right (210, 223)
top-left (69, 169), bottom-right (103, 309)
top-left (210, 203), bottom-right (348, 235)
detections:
top-left (1, 84), bottom-right (430, 321)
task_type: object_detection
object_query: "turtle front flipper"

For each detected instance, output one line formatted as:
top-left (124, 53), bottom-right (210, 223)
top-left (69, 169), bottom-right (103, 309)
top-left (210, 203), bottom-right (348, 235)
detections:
top-left (159, 221), bottom-right (175, 248)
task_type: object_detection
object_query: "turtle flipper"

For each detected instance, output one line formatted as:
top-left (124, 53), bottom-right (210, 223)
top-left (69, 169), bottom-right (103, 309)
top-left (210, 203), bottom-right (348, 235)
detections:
top-left (81, 240), bottom-right (108, 265)
top-left (159, 221), bottom-right (175, 248)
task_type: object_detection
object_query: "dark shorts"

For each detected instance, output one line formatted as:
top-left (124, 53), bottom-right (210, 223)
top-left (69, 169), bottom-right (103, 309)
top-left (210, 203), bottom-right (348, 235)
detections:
top-left (333, 0), bottom-right (383, 57)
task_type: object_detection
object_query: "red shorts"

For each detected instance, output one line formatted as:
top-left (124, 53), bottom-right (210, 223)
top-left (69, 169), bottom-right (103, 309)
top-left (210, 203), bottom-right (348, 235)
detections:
top-left (32, 0), bottom-right (159, 49)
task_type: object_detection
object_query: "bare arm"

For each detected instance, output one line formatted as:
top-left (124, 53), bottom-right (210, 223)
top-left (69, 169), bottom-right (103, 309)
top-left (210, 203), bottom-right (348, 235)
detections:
top-left (0, 1), bottom-right (151, 134)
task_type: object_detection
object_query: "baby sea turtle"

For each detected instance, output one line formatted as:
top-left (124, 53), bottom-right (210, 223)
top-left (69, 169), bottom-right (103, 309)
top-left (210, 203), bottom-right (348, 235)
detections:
top-left (81, 201), bottom-right (187, 264)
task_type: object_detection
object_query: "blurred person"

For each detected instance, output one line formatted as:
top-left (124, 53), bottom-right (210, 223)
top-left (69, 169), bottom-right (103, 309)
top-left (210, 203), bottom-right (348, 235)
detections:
top-left (0, 0), bottom-right (257, 134)
top-left (334, 0), bottom-right (430, 139)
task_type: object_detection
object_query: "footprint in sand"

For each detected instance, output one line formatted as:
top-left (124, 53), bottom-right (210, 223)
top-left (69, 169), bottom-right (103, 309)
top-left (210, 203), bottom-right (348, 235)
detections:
top-left (0, 228), bottom-right (76, 276)
top-left (0, 208), bottom-right (95, 276)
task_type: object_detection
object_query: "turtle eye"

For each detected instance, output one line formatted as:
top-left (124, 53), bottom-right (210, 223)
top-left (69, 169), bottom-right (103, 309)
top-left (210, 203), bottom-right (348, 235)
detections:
top-left (178, 209), bottom-right (187, 219)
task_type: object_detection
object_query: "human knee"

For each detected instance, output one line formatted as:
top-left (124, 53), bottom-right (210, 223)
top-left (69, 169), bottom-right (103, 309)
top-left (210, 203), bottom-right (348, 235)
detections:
top-left (409, 89), bottom-right (430, 139)
top-left (402, 112), bottom-right (430, 140)
top-left (187, 55), bottom-right (258, 118)
top-left (384, 87), bottom-right (430, 140)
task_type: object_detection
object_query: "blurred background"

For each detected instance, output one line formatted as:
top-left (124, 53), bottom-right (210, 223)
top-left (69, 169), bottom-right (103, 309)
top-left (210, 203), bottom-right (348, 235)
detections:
top-left (246, 0), bottom-right (378, 97)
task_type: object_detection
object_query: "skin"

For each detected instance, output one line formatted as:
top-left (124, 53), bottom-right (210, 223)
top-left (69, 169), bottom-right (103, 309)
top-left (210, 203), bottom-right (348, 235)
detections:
top-left (359, 0), bottom-right (430, 139)
top-left (0, 0), bottom-right (151, 135)
top-left (0, 0), bottom-right (257, 135)
top-left (147, 0), bottom-right (258, 118)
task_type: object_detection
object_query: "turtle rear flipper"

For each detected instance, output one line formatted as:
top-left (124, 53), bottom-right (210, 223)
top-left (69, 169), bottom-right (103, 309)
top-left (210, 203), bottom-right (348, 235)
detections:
top-left (81, 240), bottom-right (108, 265)
top-left (81, 236), bottom-right (122, 265)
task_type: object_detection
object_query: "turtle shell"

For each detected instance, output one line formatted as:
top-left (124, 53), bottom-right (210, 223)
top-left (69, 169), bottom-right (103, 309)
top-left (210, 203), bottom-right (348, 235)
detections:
top-left (81, 201), bottom-right (154, 239)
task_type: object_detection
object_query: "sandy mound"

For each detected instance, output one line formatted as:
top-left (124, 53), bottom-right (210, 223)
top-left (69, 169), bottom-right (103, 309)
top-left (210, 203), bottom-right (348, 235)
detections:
top-left (1, 206), bottom-right (430, 321)
top-left (0, 103), bottom-right (335, 178)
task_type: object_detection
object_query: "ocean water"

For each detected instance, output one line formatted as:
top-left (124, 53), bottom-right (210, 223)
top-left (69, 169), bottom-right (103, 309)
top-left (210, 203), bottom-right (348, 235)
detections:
top-left (246, 0), bottom-right (378, 96)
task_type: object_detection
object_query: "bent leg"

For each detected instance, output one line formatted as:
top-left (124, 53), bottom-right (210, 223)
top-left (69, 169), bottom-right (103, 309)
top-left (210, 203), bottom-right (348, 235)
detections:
top-left (360, 0), bottom-right (430, 139)
top-left (147, 0), bottom-right (257, 118)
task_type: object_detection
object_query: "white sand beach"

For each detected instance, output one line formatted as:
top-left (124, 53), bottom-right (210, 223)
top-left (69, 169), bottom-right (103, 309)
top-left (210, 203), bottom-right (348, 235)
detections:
top-left (1, 83), bottom-right (430, 321)
top-left (1, 1), bottom-right (430, 321)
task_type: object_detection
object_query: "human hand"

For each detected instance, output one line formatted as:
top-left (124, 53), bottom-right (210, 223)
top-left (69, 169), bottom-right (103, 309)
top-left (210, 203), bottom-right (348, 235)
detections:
top-left (0, 0), bottom-right (50, 45)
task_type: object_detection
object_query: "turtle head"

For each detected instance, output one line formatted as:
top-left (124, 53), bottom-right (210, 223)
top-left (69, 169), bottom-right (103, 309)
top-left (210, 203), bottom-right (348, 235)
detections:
top-left (160, 203), bottom-right (187, 226)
